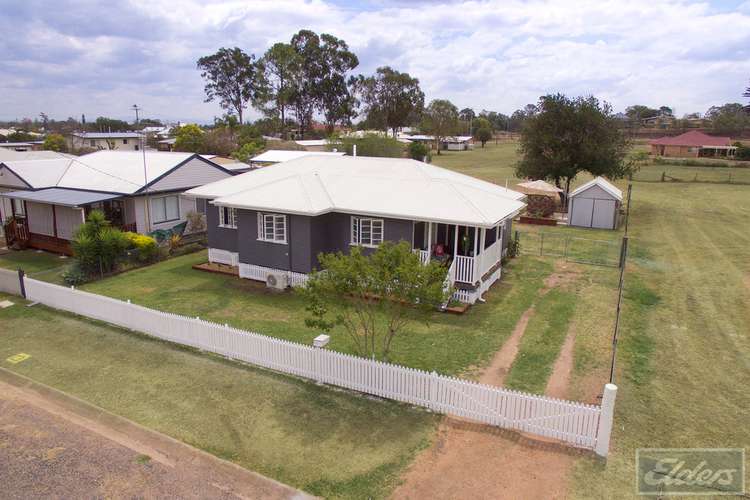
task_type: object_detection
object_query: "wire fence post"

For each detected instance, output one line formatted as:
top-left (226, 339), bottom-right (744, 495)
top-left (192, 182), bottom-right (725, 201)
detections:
top-left (540, 232), bottom-right (544, 256)
top-left (610, 236), bottom-right (628, 384)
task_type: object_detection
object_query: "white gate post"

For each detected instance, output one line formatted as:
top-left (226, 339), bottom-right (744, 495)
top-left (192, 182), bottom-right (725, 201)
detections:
top-left (595, 383), bottom-right (618, 458)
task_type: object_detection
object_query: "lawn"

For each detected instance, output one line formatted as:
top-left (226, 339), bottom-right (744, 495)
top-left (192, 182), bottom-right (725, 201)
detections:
top-left (81, 250), bottom-right (553, 376)
top-left (0, 249), bottom-right (68, 275)
top-left (0, 292), bottom-right (437, 499)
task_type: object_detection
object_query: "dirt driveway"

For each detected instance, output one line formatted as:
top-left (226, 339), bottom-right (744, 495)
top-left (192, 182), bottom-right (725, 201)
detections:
top-left (0, 373), bottom-right (313, 500)
top-left (393, 263), bottom-right (599, 499)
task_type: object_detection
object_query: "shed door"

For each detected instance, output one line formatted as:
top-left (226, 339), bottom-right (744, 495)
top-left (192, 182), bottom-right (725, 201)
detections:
top-left (570, 198), bottom-right (594, 227)
top-left (592, 199), bottom-right (616, 229)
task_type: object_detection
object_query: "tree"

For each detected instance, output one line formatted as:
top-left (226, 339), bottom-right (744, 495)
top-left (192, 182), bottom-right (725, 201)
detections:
top-left (625, 105), bottom-right (659, 128)
top-left (174, 124), bottom-right (204, 153)
top-left (331, 134), bottom-right (404, 157)
top-left (303, 241), bottom-right (449, 360)
top-left (744, 80), bottom-right (750, 111)
top-left (508, 105), bottom-right (537, 132)
top-left (315, 33), bottom-right (359, 133)
top-left (408, 141), bottom-right (430, 161)
top-left (659, 106), bottom-right (674, 117)
top-left (232, 141), bottom-right (265, 162)
top-left (475, 127), bottom-right (492, 148)
top-left (71, 210), bottom-right (130, 277)
top-left (705, 103), bottom-right (749, 135)
top-left (459, 108), bottom-right (475, 122)
top-left (516, 94), bottom-right (633, 199)
top-left (351, 66), bottom-right (425, 137)
top-left (42, 133), bottom-right (67, 152)
top-left (421, 99), bottom-right (459, 154)
top-left (197, 47), bottom-right (260, 124)
top-left (257, 43), bottom-right (300, 134)
top-left (201, 127), bottom-right (236, 156)
top-left (93, 116), bottom-right (130, 132)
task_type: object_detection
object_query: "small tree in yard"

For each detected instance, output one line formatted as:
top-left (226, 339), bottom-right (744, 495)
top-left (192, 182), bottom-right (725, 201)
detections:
top-left (303, 241), bottom-right (450, 360)
top-left (516, 94), bottom-right (633, 202)
top-left (43, 133), bottom-right (67, 152)
top-left (408, 141), bottom-right (430, 161)
top-left (71, 210), bottom-right (129, 278)
top-left (422, 99), bottom-right (459, 154)
top-left (476, 127), bottom-right (492, 147)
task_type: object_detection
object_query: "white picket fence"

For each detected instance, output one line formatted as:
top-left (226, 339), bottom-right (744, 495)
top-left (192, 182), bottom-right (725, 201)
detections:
top-left (20, 277), bottom-right (616, 456)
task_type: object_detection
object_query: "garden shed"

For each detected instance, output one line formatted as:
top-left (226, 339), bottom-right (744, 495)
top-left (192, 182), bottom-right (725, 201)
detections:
top-left (568, 177), bottom-right (622, 230)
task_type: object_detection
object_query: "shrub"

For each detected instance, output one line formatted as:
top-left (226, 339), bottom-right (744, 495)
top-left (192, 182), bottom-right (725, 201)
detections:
top-left (735, 143), bottom-right (750, 161)
top-left (71, 211), bottom-right (130, 276)
top-left (408, 141), bottom-right (431, 161)
top-left (124, 232), bottom-right (159, 263)
top-left (61, 262), bottom-right (88, 286)
top-left (331, 134), bottom-right (404, 158)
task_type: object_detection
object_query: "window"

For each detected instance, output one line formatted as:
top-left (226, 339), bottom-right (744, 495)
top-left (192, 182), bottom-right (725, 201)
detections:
top-left (12, 199), bottom-right (25, 217)
top-left (351, 217), bottom-right (384, 247)
top-left (150, 195), bottom-right (180, 224)
top-left (257, 213), bottom-right (287, 244)
top-left (219, 206), bottom-right (237, 228)
top-left (123, 139), bottom-right (129, 144)
top-left (90, 140), bottom-right (96, 147)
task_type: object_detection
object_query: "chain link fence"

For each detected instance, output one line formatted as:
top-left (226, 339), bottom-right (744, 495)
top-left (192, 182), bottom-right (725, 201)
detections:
top-left (517, 231), bottom-right (623, 267)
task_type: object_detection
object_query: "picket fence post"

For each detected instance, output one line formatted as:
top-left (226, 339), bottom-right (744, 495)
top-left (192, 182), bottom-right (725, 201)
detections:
top-left (594, 383), bottom-right (618, 458)
top-left (429, 371), bottom-right (439, 411)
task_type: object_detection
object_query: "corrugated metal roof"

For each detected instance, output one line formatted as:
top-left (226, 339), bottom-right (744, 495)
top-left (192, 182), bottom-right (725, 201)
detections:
top-left (187, 156), bottom-right (526, 228)
top-left (650, 130), bottom-right (731, 147)
top-left (1, 188), bottom-right (122, 207)
top-left (569, 177), bottom-right (623, 201)
top-left (73, 132), bottom-right (143, 139)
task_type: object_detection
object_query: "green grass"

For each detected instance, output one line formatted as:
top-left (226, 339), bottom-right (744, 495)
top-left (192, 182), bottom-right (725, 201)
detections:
top-left (632, 163), bottom-right (750, 184)
top-left (0, 249), bottom-right (67, 275)
top-left (0, 293), bottom-right (436, 499)
top-left (504, 288), bottom-right (578, 393)
top-left (570, 182), bottom-right (750, 497)
top-left (81, 250), bottom-right (554, 376)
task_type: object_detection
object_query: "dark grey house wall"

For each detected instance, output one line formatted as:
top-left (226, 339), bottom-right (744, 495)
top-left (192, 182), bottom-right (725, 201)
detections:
top-left (206, 202), bottom-right (238, 253)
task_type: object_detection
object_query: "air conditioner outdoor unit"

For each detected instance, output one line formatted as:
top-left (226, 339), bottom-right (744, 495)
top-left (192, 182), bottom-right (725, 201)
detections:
top-left (266, 271), bottom-right (288, 290)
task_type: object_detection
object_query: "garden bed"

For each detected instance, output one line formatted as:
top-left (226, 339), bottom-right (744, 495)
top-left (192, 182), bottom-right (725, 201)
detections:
top-left (519, 215), bottom-right (557, 226)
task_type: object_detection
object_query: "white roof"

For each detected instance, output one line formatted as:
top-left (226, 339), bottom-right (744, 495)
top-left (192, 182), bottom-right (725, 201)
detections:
top-left (516, 180), bottom-right (563, 194)
top-left (250, 150), bottom-right (346, 163)
top-left (2, 150), bottom-right (219, 194)
top-left (569, 176), bottom-right (623, 201)
top-left (400, 135), bottom-right (473, 143)
top-left (0, 149), bottom-right (73, 162)
top-left (295, 139), bottom-right (329, 147)
top-left (73, 132), bottom-right (143, 139)
top-left (187, 156), bottom-right (525, 228)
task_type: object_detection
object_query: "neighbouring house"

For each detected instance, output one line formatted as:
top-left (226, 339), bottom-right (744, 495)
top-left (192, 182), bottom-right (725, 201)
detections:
top-left (568, 177), bottom-right (622, 230)
top-left (0, 151), bottom-right (235, 254)
top-left (69, 132), bottom-right (145, 151)
top-left (200, 155), bottom-right (253, 173)
top-left (248, 150), bottom-right (345, 168)
top-left (0, 142), bottom-right (43, 152)
top-left (399, 134), bottom-right (474, 151)
top-left (157, 138), bottom-right (176, 151)
top-left (294, 139), bottom-right (330, 151)
top-left (186, 156), bottom-right (526, 304)
top-left (650, 130), bottom-right (736, 158)
top-left (642, 113), bottom-right (676, 129)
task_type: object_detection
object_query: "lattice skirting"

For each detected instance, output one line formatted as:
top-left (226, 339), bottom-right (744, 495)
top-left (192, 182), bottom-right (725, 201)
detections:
top-left (451, 265), bottom-right (503, 304)
top-left (238, 262), bottom-right (309, 288)
top-left (208, 248), bottom-right (239, 267)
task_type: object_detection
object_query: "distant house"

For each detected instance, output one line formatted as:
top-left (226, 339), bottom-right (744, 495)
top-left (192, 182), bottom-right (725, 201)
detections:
top-left (294, 139), bottom-right (330, 151)
top-left (248, 150), bottom-right (345, 168)
top-left (641, 113), bottom-right (676, 129)
top-left (0, 151), bottom-right (235, 254)
top-left (568, 177), bottom-right (622, 230)
top-left (200, 155), bottom-right (253, 173)
top-left (399, 134), bottom-right (474, 151)
top-left (0, 142), bottom-right (43, 152)
top-left (650, 130), bottom-right (736, 158)
top-left (69, 132), bottom-right (144, 151)
top-left (157, 138), bottom-right (176, 151)
top-left (187, 156), bottom-right (526, 304)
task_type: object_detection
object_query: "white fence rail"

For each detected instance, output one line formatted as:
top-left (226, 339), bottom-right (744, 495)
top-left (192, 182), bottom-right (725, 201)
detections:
top-left (20, 277), bottom-right (616, 456)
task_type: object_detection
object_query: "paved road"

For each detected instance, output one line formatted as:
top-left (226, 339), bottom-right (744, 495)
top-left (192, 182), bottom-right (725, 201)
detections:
top-left (0, 376), bottom-right (314, 499)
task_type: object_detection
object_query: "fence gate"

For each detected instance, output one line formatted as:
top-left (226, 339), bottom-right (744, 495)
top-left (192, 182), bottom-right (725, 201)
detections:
top-left (519, 231), bottom-right (622, 267)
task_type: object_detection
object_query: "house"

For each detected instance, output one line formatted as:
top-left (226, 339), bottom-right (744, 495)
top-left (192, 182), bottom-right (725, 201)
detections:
top-left (157, 138), bottom-right (176, 151)
top-left (0, 151), bottom-right (235, 254)
top-left (248, 150), bottom-right (345, 168)
top-left (568, 177), bottom-right (622, 230)
top-left (200, 155), bottom-right (253, 173)
top-left (186, 156), bottom-right (526, 304)
top-left (399, 134), bottom-right (474, 151)
top-left (650, 130), bottom-right (736, 158)
top-left (69, 132), bottom-right (145, 151)
top-left (294, 139), bottom-right (330, 151)
top-left (0, 142), bottom-right (42, 152)
top-left (642, 114), bottom-right (676, 129)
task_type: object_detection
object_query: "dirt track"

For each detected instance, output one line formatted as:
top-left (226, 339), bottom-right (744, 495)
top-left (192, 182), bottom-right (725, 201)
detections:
top-left (393, 263), bottom-right (594, 500)
top-left (0, 374), bottom-right (313, 500)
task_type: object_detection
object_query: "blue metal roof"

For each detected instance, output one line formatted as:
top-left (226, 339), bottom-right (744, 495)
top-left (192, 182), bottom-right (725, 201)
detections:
top-left (1, 188), bottom-right (122, 207)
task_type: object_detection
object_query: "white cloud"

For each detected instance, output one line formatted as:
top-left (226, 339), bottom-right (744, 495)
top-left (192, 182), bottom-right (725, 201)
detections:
top-left (0, 0), bottom-right (748, 122)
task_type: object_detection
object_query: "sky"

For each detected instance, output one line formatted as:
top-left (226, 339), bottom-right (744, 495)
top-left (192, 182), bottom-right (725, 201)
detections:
top-left (1, 0), bottom-right (749, 124)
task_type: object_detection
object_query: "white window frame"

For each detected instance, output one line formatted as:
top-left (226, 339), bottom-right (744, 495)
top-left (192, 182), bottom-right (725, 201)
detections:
top-left (218, 206), bottom-right (237, 229)
top-left (257, 212), bottom-right (287, 244)
top-left (350, 216), bottom-right (384, 248)
top-left (150, 195), bottom-right (180, 224)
